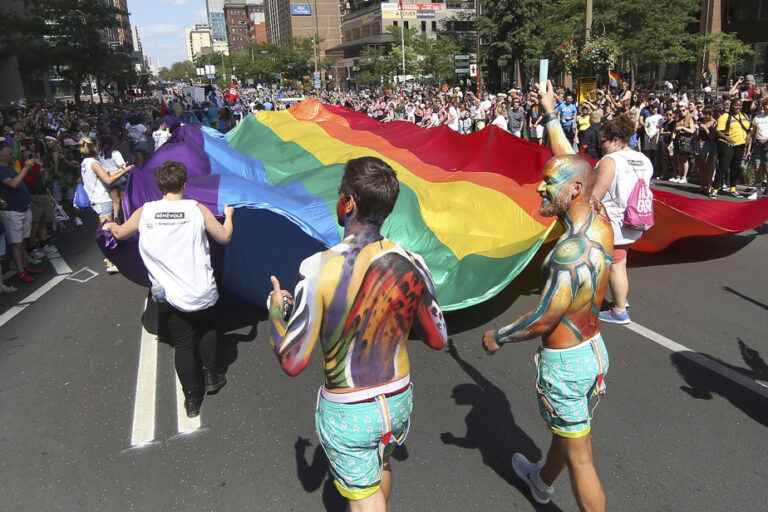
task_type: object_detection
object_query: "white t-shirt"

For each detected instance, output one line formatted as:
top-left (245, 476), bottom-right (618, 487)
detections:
top-left (153, 129), bottom-right (171, 149)
top-left (644, 114), bottom-right (663, 139)
top-left (599, 148), bottom-right (654, 246)
top-left (447, 106), bottom-right (460, 131)
top-left (81, 157), bottom-right (111, 204)
top-left (99, 151), bottom-right (125, 175)
top-left (138, 199), bottom-right (218, 312)
top-left (753, 113), bottom-right (768, 143)
top-left (492, 115), bottom-right (508, 131)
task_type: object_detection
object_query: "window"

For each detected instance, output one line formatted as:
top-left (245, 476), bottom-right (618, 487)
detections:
top-left (393, 20), bottom-right (398, 27)
top-left (404, 21), bottom-right (409, 29)
top-left (421, 20), bottom-right (426, 32)
top-left (431, 21), bottom-right (437, 32)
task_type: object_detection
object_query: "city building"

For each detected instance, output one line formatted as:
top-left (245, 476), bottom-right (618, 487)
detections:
top-left (206, 0), bottom-right (228, 41)
top-left (101, 0), bottom-right (134, 53)
top-left (185, 24), bottom-right (214, 61)
top-left (131, 25), bottom-right (149, 73)
top-left (224, 0), bottom-right (268, 53)
top-left (326, 1), bottom-right (472, 85)
top-left (263, 0), bottom-right (342, 56)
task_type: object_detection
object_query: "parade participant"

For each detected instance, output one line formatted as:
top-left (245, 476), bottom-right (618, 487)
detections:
top-left (267, 156), bottom-right (448, 512)
top-left (103, 161), bottom-right (234, 418)
top-left (482, 80), bottom-right (612, 512)
top-left (748, 97), bottom-right (768, 196)
top-left (715, 99), bottom-right (751, 197)
top-left (592, 115), bottom-right (654, 324)
top-left (79, 137), bottom-right (132, 273)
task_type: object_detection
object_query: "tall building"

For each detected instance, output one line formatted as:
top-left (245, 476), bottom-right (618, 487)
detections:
top-left (206, 0), bottom-right (228, 41)
top-left (224, 0), bottom-right (268, 53)
top-left (101, 0), bottom-right (134, 52)
top-left (130, 24), bottom-right (148, 73)
top-left (263, 0), bottom-right (342, 54)
top-left (185, 24), bottom-right (214, 61)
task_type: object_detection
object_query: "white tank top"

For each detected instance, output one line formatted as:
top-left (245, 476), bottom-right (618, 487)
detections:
top-left (138, 199), bottom-right (218, 312)
top-left (81, 157), bottom-right (111, 204)
top-left (599, 148), bottom-right (654, 246)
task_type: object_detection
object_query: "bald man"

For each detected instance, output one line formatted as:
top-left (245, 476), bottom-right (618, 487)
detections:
top-left (482, 81), bottom-right (613, 512)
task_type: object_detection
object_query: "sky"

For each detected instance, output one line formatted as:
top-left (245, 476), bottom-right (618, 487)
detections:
top-left (127, 0), bottom-right (209, 68)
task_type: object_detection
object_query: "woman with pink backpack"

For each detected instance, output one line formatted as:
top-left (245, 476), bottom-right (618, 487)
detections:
top-left (592, 114), bottom-right (655, 325)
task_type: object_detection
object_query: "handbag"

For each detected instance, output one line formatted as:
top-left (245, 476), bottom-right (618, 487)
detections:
top-left (73, 182), bottom-right (91, 210)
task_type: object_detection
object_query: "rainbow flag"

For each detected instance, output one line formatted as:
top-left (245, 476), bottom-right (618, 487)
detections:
top-left (118, 100), bottom-right (557, 311)
top-left (108, 100), bottom-right (768, 311)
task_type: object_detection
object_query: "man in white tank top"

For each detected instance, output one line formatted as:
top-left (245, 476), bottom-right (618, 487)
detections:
top-left (104, 161), bottom-right (234, 418)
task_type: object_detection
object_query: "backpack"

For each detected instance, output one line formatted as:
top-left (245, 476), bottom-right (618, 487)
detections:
top-left (623, 170), bottom-right (654, 231)
top-left (73, 182), bottom-right (91, 210)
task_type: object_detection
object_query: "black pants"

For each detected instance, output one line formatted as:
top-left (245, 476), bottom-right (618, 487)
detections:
top-left (716, 142), bottom-right (746, 188)
top-left (158, 301), bottom-right (220, 396)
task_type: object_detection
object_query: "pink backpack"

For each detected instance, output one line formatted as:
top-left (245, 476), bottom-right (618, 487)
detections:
top-left (623, 172), bottom-right (654, 231)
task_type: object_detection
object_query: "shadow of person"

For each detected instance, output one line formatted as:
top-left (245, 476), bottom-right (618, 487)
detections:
top-left (671, 339), bottom-right (768, 428)
top-left (441, 340), bottom-right (564, 511)
top-left (294, 436), bottom-right (347, 512)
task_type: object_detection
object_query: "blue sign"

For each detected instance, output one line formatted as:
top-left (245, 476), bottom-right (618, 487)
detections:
top-left (290, 3), bottom-right (312, 15)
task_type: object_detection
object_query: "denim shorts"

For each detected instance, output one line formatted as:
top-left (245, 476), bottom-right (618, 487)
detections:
top-left (535, 334), bottom-right (609, 438)
top-left (752, 142), bottom-right (768, 167)
top-left (91, 201), bottom-right (113, 217)
top-left (315, 385), bottom-right (413, 500)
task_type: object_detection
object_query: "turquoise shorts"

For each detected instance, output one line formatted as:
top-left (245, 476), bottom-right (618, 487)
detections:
top-left (315, 385), bottom-right (413, 501)
top-left (535, 335), bottom-right (609, 438)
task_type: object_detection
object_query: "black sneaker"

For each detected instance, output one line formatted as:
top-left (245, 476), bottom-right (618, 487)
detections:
top-left (204, 371), bottom-right (227, 395)
top-left (184, 391), bottom-right (203, 418)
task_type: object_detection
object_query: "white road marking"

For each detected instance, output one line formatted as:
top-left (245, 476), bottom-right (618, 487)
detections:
top-left (175, 373), bottom-right (201, 434)
top-left (130, 326), bottom-right (158, 447)
top-left (626, 322), bottom-right (768, 399)
top-left (66, 267), bottom-right (99, 283)
top-left (46, 246), bottom-right (72, 275)
top-left (0, 275), bottom-right (68, 329)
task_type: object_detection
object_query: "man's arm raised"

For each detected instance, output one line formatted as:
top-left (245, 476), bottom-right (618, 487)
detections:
top-left (540, 80), bottom-right (576, 156)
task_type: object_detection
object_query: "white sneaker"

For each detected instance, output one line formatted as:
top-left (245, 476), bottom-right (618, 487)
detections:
top-left (512, 453), bottom-right (554, 504)
top-left (105, 262), bottom-right (119, 274)
top-left (0, 283), bottom-right (17, 293)
top-left (679, 177), bottom-right (688, 184)
top-left (74, 217), bottom-right (84, 227)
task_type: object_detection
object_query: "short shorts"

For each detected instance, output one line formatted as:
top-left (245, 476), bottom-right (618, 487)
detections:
top-left (535, 334), bottom-right (609, 438)
top-left (613, 245), bottom-right (631, 262)
top-left (30, 195), bottom-right (54, 224)
top-left (751, 141), bottom-right (768, 167)
top-left (91, 201), bottom-right (113, 218)
top-left (0, 209), bottom-right (33, 244)
top-left (315, 385), bottom-right (413, 501)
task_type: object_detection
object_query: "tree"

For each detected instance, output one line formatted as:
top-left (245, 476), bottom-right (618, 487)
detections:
top-left (4, 0), bottom-right (135, 102)
top-left (414, 36), bottom-right (460, 85)
top-left (698, 32), bottom-right (755, 86)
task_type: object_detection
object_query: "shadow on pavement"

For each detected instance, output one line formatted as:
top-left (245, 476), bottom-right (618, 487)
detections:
top-left (671, 339), bottom-right (768, 428)
top-left (723, 286), bottom-right (768, 311)
top-left (629, 234), bottom-right (755, 268)
top-left (441, 340), bottom-right (564, 511)
top-left (294, 436), bottom-right (409, 511)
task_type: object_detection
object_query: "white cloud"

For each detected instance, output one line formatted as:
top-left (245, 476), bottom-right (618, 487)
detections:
top-left (160, 0), bottom-right (192, 6)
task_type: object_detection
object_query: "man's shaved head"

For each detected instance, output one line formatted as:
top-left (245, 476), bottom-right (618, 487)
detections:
top-left (537, 155), bottom-right (595, 217)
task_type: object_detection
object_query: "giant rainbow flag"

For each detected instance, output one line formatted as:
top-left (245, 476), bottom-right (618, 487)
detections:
top-left (103, 100), bottom-right (768, 311)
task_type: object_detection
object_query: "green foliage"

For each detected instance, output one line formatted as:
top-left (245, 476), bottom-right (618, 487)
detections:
top-left (4, 0), bottom-right (137, 101)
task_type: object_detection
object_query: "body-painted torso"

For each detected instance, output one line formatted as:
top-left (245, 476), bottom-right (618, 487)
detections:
top-left (541, 204), bottom-right (613, 348)
top-left (270, 228), bottom-right (447, 391)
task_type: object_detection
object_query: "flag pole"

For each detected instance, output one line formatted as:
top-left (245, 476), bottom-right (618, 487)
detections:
top-left (399, 0), bottom-right (406, 80)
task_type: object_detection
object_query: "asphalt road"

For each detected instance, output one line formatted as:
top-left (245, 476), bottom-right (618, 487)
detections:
top-left (0, 213), bottom-right (766, 512)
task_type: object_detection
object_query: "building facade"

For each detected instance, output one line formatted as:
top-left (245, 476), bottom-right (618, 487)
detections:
top-left (207, 0), bottom-right (228, 41)
top-left (185, 24), bottom-right (214, 61)
top-left (264, 0), bottom-right (342, 54)
top-left (224, 0), bottom-right (269, 53)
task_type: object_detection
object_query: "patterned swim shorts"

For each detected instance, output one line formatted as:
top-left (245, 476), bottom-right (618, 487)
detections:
top-left (535, 334), bottom-right (609, 438)
top-left (315, 385), bottom-right (413, 500)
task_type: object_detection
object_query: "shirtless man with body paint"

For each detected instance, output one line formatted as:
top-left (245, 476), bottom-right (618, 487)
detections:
top-left (268, 156), bottom-right (448, 512)
top-left (482, 81), bottom-right (614, 512)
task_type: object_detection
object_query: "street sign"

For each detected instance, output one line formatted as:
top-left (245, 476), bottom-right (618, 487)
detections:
top-left (469, 64), bottom-right (477, 77)
top-left (455, 68), bottom-right (470, 75)
top-left (313, 71), bottom-right (321, 90)
top-left (290, 3), bottom-right (312, 15)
